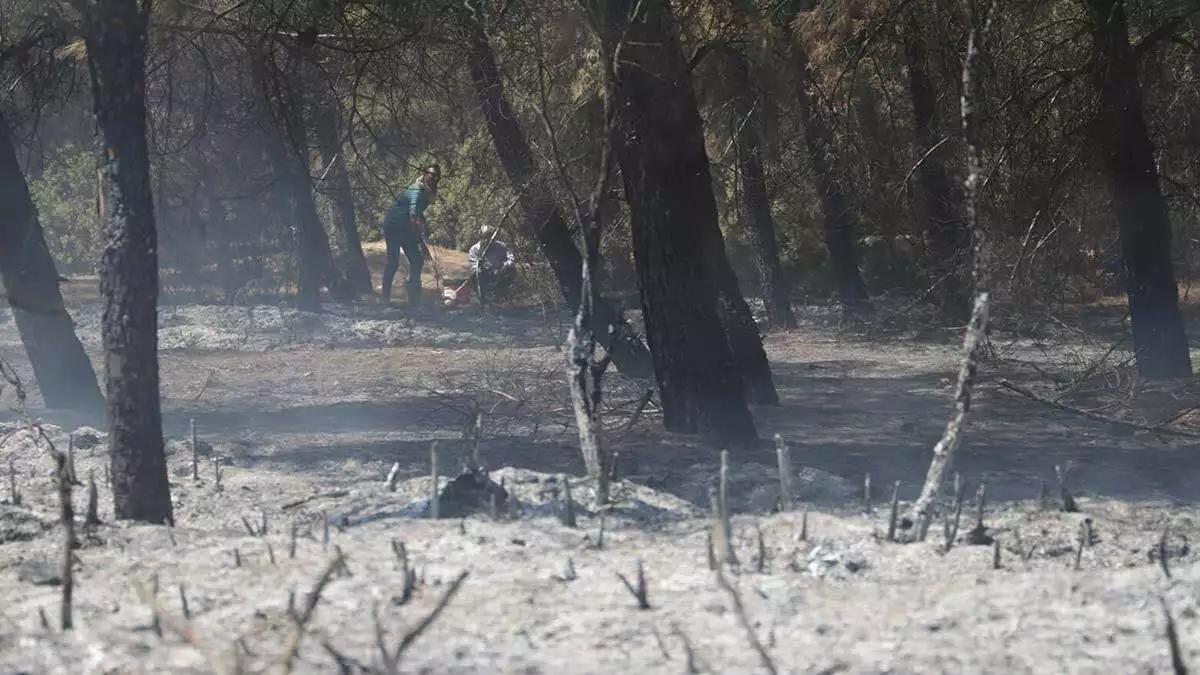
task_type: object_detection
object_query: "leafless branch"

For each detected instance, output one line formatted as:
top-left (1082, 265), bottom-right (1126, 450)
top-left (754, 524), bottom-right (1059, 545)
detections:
top-left (380, 570), bottom-right (470, 673)
top-left (133, 580), bottom-right (244, 675)
top-left (996, 379), bottom-right (1200, 438)
top-left (713, 567), bottom-right (778, 675)
top-left (280, 551), bottom-right (346, 673)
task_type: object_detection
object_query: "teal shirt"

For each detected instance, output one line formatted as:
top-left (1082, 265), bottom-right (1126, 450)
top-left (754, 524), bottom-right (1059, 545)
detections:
top-left (384, 184), bottom-right (431, 231)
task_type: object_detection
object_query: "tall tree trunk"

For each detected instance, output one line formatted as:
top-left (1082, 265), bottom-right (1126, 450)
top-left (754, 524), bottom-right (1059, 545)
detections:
top-left (600, 0), bottom-right (759, 443)
top-left (853, 83), bottom-right (908, 274)
top-left (463, 14), bottom-right (654, 379)
top-left (702, 226), bottom-right (779, 404)
top-left (711, 262), bottom-right (780, 405)
top-left (903, 12), bottom-right (970, 323)
top-left (724, 47), bottom-right (797, 329)
top-left (163, 197), bottom-right (205, 297)
top-left (791, 38), bottom-right (872, 311)
top-left (0, 112), bottom-right (104, 414)
top-left (312, 97), bottom-right (372, 296)
top-left (251, 45), bottom-right (349, 310)
top-left (82, 0), bottom-right (173, 525)
top-left (1085, 0), bottom-right (1192, 379)
top-left (198, 171), bottom-right (240, 300)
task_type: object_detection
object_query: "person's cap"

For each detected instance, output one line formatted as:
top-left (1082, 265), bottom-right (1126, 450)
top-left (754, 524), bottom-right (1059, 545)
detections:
top-left (480, 225), bottom-right (495, 238)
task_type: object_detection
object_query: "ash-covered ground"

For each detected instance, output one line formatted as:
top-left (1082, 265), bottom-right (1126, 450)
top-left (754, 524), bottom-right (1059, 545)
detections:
top-left (1, 297), bottom-right (1199, 674)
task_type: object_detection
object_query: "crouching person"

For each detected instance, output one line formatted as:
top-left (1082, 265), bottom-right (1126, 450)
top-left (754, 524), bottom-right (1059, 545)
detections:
top-left (467, 225), bottom-right (517, 309)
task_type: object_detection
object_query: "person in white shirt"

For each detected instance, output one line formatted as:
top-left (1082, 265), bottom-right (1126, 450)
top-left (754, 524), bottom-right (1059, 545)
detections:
top-left (467, 225), bottom-right (516, 307)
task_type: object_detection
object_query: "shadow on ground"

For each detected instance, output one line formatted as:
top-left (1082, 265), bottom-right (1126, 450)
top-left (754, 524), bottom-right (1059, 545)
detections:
top-left (91, 357), bottom-right (1200, 510)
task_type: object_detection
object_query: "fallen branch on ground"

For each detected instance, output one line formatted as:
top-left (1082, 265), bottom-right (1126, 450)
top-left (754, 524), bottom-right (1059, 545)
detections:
top-left (996, 379), bottom-right (1200, 439)
top-left (1052, 336), bottom-right (1128, 401)
top-left (1152, 402), bottom-right (1200, 430)
top-left (280, 491), bottom-right (351, 511)
top-left (615, 388), bottom-right (655, 433)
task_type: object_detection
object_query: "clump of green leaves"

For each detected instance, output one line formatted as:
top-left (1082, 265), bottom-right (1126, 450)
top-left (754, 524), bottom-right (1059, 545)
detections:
top-left (28, 143), bottom-right (103, 271)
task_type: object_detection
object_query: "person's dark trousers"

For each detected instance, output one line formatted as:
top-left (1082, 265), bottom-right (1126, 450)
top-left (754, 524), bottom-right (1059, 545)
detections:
top-left (475, 266), bottom-right (516, 309)
top-left (381, 224), bottom-right (424, 304)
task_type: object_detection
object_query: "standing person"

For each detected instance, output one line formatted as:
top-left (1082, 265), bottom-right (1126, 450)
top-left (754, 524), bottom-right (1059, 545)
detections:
top-left (467, 225), bottom-right (517, 308)
top-left (380, 164), bottom-right (440, 306)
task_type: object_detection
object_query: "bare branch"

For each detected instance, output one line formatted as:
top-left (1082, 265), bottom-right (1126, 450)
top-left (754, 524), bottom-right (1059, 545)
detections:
top-left (133, 581), bottom-right (243, 675)
top-left (382, 570), bottom-right (470, 672)
top-left (280, 551), bottom-right (346, 673)
top-left (713, 567), bottom-right (777, 675)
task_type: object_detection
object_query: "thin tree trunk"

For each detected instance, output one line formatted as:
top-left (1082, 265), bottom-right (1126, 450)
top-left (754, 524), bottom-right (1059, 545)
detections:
top-left (909, 0), bottom-right (995, 537)
top-left (82, 0), bottom-right (173, 524)
top-left (1085, 0), bottom-right (1192, 379)
top-left (0, 112), bottom-right (104, 414)
top-left (792, 39), bottom-right (872, 311)
top-left (166, 198), bottom-right (205, 296)
top-left (198, 172), bottom-right (239, 300)
top-left (463, 14), bottom-right (654, 379)
top-left (251, 45), bottom-right (349, 310)
top-left (854, 84), bottom-right (901, 182)
top-left (312, 98), bottom-right (372, 296)
top-left (903, 12), bottom-right (970, 323)
top-left (601, 0), bottom-right (758, 443)
top-left (725, 48), bottom-right (797, 330)
top-left (853, 84), bottom-right (907, 277)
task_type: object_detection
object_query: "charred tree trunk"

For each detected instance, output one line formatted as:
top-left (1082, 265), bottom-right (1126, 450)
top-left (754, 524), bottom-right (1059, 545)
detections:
top-left (81, 0), bottom-right (173, 524)
top-left (251, 43), bottom-right (349, 310)
top-left (853, 84), bottom-right (907, 278)
top-left (903, 13), bottom-right (970, 323)
top-left (1085, 0), bottom-right (1192, 379)
top-left (601, 0), bottom-right (759, 443)
top-left (791, 39), bottom-right (872, 311)
top-left (0, 112), bottom-right (104, 414)
top-left (312, 98), bottom-right (372, 296)
top-left (463, 14), bottom-right (654, 379)
top-left (198, 173), bottom-right (239, 300)
top-left (710, 257), bottom-right (780, 406)
top-left (165, 197), bottom-right (205, 296)
top-left (724, 48), bottom-right (797, 329)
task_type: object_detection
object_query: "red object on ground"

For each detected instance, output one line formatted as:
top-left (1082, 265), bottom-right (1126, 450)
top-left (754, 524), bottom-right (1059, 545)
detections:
top-left (442, 280), bottom-right (470, 307)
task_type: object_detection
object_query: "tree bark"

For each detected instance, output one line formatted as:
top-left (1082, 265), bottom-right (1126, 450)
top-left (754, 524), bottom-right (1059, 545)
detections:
top-left (725, 47), bottom-right (798, 329)
top-left (909, 0), bottom-right (995, 538)
top-left (162, 196), bottom-right (205, 296)
top-left (82, 0), bottom-right (173, 524)
top-left (312, 97), bottom-right (372, 296)
top-left (903, 12), bottom-right (971, 323)
top-left (198, 171), bottom-right (240, 300)
top-left (710, 257), bottom-right (780, 406)
top-left (250, 44), bottom-right (350, 310)
top-left (601, 0), bottom-right (759, 443)
top-left (0, 112), bottom-right (104, 414)
top-left (791, 39), bottom-right (872, 311)
top-left (463, 15), bottom-right (654, 379)
top-left (1085, 0), bottom-right (1192, 379)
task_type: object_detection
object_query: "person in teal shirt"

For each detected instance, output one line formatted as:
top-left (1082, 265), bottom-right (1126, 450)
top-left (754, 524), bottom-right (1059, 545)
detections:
top-left (381, 164), bottom-right (440, 306)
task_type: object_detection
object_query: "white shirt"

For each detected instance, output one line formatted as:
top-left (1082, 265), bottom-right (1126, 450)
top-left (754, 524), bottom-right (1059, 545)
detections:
top-left (467, 239), bottom-right (515, 271)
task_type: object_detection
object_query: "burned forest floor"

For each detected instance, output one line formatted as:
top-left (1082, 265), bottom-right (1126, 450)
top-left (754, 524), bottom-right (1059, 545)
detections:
top-left (2, 280), bottom-right (1200, 673)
